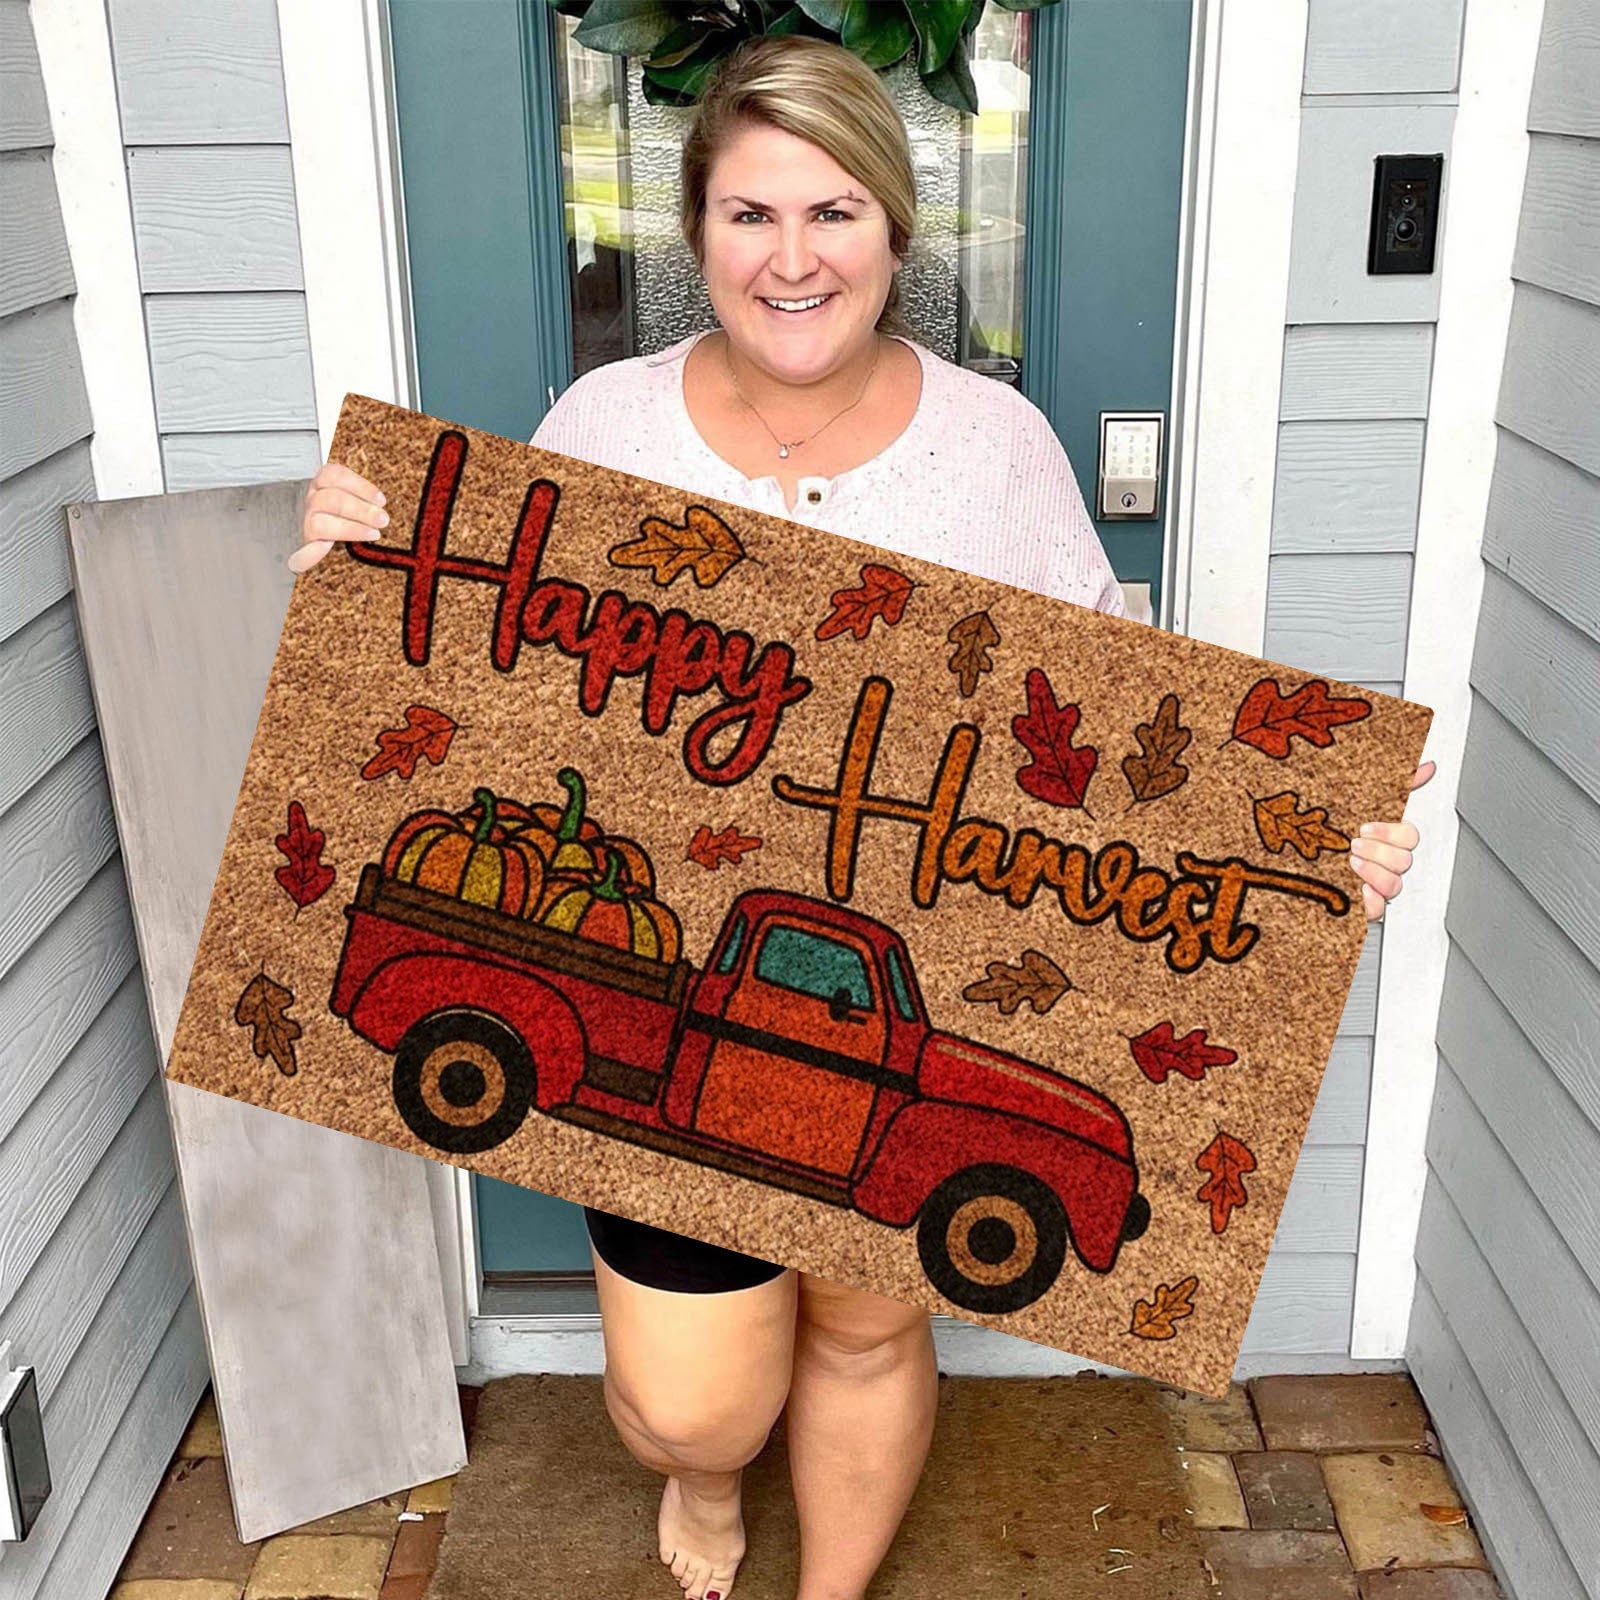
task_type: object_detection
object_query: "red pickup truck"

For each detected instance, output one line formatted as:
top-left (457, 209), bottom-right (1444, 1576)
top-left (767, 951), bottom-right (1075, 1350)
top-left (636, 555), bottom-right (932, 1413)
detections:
top-left (331, 864), bottom-right (1151, 1314)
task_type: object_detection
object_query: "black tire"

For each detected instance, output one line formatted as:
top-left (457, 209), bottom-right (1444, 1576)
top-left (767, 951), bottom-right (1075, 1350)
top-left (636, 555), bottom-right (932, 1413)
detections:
top-left (1122, 1191), bottom-right (1151, 1242)
top-left (393, 1010), bottom-right (536, 1154)
top-left (916, 1164), bottom-right (1069, 1315)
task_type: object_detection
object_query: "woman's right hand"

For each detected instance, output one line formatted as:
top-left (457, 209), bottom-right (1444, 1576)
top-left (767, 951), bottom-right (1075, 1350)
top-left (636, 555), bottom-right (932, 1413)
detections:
top-left (288, 461), bottom-right (390, 574)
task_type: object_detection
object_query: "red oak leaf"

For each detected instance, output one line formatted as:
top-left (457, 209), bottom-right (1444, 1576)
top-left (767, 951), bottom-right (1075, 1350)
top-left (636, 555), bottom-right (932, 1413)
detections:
top-left (1012, 667), bottom-right (1098, 809)
top-left (361, 704), bottom-right (458, 781)
top-left (687, 825), bottom-right (763, 870)
top-left (1229, 678), bottom-right (1371, 759)
top-left (1195, 1131), bottom-right (1257, 1234)
top-left (1130, 1021), bottom-right (1238, 1085)
top-left (274, 801), bottom-right (335, 909)
top-left (815, 563), bottom-right (914, 642)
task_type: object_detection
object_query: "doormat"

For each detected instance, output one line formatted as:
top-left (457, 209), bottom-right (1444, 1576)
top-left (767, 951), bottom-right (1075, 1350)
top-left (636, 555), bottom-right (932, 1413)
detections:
top-left (164, 394), bottom-right (1433, 1394)
top-left (427, 1373), bottom-right (1213, 1598)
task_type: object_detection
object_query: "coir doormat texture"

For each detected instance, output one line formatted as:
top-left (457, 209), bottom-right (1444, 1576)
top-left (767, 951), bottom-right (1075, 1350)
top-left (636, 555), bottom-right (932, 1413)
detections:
top-left (428, 1373), bottom-right (1213, 1598)
top-left (164, 395), bottom-right (1433, 1394)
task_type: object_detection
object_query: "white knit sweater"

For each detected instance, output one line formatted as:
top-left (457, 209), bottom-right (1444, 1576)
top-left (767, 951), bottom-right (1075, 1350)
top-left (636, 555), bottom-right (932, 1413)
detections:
top-left (530, 330), bottom-right (1127, 618)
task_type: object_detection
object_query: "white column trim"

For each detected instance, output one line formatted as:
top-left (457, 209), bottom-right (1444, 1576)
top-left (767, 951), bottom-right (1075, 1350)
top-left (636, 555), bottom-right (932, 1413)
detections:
top-left (30, 0), bottom-right (163, 498)
top-left (1350, 0), bottom-right (1545, 1359)
top-left (1168, 0), bottom-right (1306, 652)
top-left (277, 0), bottom-right (417, 455)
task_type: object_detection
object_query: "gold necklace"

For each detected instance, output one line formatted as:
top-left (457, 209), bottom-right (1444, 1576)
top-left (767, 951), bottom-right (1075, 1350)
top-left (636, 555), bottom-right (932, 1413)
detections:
top-left (723, 336), bottom-right (883, 459)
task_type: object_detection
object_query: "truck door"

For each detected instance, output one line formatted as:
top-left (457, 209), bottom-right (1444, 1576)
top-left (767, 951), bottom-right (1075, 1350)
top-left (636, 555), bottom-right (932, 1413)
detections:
top-left (693, 916), bottom-right (887, 1177)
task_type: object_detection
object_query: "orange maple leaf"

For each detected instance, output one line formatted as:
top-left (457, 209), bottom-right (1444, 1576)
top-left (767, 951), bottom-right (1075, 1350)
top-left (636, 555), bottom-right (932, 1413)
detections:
top-left (1227, 677), bottom-right (1371, 758)
top-left (1195, 1131), bottom-right (1257, 1233)
top-left (687, 824), bottom-right (763, 870)
top-left (815, 563), bottom-right (914, 642)
top-left (361, 704), bottom-right (458, 781)
top-left (608, 506), bottom-right (745, 588)
top-left (1129, 1276), bottom-right (1199, 1340)
top-left (1253, 791), bottom-right (1351, 860)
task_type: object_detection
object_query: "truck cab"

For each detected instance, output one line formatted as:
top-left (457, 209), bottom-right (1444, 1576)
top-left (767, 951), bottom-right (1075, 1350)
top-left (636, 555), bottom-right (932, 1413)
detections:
top-left (668, 891), bottom-right (928, 1183)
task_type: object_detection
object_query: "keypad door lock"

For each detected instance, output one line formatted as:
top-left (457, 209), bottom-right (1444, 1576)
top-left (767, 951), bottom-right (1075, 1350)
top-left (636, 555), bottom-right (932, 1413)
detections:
top-left (1097, 411), bottom-right (1164, 520)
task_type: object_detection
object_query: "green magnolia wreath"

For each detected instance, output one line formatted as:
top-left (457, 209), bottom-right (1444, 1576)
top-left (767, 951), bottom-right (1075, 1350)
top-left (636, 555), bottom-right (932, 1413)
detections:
top-left (551, 0), bottom-right (1059, 114)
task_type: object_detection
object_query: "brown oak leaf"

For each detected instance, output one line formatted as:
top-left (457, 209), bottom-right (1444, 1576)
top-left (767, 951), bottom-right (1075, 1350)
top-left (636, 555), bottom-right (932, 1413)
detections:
top-left (1130, 1021), bottom-right (1238, 1085)
top-left (273, 801), bottom-right (335, 909)
top-left (1129, 1275), bottom-right (1199, 1340)
top-left (1253, 790), bottom-right (1351, 860)
top-left (1012, 668), bottom-right (1098, 809)
top-left (1227, 677), bottom-right (1372, 758)
top-left (947, 610), bottom-right (1001, 698)
top-left (1123, 693), bottom-right (1191, 803)
top-left (1419, 1504), bottom-right (1467, 1526)
top-left (608, 505), bottom-right (745, 588)
top-left (961, 949), bottom-right (1072, 1016)
top-left (687, 824), bottom-right (763, 870)
top-left (815, 563), bottom-right (914, 642)
top-left (361, 704), bottom-right (458, 781)
top-left (235, 972), bottom-right (301, 1076)
top-left (1195, 1131), bottom-right (1257, 1233)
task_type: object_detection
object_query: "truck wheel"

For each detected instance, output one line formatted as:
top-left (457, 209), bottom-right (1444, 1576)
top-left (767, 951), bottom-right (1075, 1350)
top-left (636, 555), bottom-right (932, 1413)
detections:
top-left (916, 1164), bottom-right (1069, 1315)
top-left (393, 1010), bottom-right (536, 1154)
top-left (1122, 1191), bottom-right (1151, 1242)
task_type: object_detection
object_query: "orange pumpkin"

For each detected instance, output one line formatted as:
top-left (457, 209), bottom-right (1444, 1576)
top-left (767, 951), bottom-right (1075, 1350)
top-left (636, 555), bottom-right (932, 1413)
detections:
top-left (542, 854), bottom-right (681, 964)
top-left (385, 786), bottom-right (546, 917)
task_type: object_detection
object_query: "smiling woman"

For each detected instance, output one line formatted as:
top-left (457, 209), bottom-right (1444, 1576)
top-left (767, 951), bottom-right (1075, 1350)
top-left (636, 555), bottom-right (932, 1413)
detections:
top-left (519, 40), bottom-right (1135, 1599)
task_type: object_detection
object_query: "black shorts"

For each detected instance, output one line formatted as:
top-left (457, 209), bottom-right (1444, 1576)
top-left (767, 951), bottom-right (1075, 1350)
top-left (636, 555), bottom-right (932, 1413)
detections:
top-left (583, 1206), bottom-right (788, 1294)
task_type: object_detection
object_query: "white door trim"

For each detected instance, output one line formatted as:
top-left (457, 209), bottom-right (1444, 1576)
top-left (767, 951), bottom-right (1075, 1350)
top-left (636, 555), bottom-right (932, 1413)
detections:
top-left (30, 0), bottom-right (164, 498)
top-left (1349, 0), bottom-right (1546, 1360)
top-left (277, 0), bottom-right (419, 453)
top-left (1167, 0), bottom-right (1308, 651)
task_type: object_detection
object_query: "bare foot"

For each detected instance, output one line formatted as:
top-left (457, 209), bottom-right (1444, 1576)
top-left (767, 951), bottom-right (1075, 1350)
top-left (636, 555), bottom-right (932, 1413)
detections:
top-left (658, 1469), bottom-right (746, 1600)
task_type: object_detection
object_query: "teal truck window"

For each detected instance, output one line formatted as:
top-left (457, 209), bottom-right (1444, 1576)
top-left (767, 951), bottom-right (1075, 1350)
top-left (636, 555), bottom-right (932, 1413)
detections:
top-left (885, 945), bottom-right (920, 1023)
top-left (756, 925), bottom-right (874, 1011)
top-left (713, 913), bottom-right (748, 975)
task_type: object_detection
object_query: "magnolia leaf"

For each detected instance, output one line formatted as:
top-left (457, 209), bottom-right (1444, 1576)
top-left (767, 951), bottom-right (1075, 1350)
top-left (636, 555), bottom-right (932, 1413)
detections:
top-left (572, 0), bottom-right (679, 57)
top-left (908, 0), bottom-right (969, 73)
top-left (921, 47), bottom-right (978, 114)
top-left (796, 0), bottom-right (848, 30)
top-left (841, 0), bottom-right (913, 67)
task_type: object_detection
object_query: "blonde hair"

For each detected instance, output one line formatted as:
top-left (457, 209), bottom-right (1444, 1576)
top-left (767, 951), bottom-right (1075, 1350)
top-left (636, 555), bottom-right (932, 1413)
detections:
top-left (680, 35), bottom-right (917, 330)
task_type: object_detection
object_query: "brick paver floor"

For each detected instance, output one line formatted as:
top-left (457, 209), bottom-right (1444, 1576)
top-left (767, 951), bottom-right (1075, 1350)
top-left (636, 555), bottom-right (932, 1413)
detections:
top-left (110, 1374), bottom-right (1503, 1598)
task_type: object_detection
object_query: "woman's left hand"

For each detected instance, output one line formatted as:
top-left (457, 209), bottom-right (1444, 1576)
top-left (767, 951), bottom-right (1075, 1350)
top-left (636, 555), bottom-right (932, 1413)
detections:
top-left (1350, 760), bottom-right (1437, 921)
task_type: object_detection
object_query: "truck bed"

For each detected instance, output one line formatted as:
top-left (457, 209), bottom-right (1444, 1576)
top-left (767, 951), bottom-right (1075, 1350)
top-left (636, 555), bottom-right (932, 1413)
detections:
top-left (349, 863), bottom-right (692, 1009)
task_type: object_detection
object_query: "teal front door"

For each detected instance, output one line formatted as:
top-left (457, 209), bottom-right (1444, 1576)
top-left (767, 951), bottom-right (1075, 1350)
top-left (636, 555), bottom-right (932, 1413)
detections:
top-left (387, 0), bottom-right (1192, 1278)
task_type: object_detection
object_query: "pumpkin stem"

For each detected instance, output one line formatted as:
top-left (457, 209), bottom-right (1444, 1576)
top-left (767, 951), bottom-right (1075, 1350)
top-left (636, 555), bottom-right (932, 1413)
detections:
top-left (555, 767), bottom-right (587, 842)
top-left (593, 851), bottom-right (625, 902)
top-left (472, 787), bottom-right (498, 843)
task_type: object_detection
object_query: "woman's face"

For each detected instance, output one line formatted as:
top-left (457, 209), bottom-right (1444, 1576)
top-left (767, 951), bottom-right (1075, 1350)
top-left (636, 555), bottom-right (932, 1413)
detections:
top-left (700, 119), bottom-right (901, 386)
